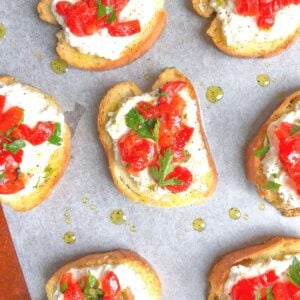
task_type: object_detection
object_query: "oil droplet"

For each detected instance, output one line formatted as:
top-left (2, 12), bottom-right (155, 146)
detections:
top-left (258, 203), bottom-right (265, 211)
top-left (130, 225), bottom-right (136, 232)
top-left (0, 23), bottom-right (6, 40)
top-left (64, 231), bottom-right (76, 244)
top-left (229, 208), bottom-right (241, 220)
top-left (89, 203), bottom-right (96, 210)
top-left (192, 218), bottom-right (206, 232)
top-left (82, 195), bottom-right (89, 204)
top-left (50, 58), bottom-right (68, 74)
top-left (110, 209), bottom-right (126, 225)
top-left (243, 213), bottom-right (249, 220)
top-left (206, 86), bottom-right (224, 103)
top-left (256, 74), bottom-right (270, 87)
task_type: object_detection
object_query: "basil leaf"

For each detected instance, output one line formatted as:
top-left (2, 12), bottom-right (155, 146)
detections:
top-left (60, 282), bottom-right (68, 293)
top-left (106, 9), bottom-right (116, 23)
top-left (254, 138), bottom-right (270, 158)
top-left (0, 171), bottom-right (5, 182)
top-left (266, 287), bottom-right (274, 300)
top-left (263, 181), bottom-right (281, 190)
top-left (159, 178), bottom-right (182, 187)
top-left (290, 125), bottom-right (300, 136)
top-left (153, 119), bottom-right (160, 142)
top-left (149, 166), bottom-right (159, 181)
top-left (125, 108), bottom-right (143, 130)
top-left (5, 139), bottom-right (26, 154)
top-left (136, 119), bottom-right (157, 140)
top-left (97, 0), bottom-right (107, 18)
top-left (155, 92), bottom-right (168, 97)
top-left (87, 272), bottom-right (97, 288)
top-left (48, 123), bottom-right (63, 146)
top-left (158, 148), bottom-right (174, 184)
top-left (288, 257), bottom-right (300, 287)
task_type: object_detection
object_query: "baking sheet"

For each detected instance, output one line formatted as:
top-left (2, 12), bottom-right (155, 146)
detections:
top-left (1, 0), bottom-right (300, 299)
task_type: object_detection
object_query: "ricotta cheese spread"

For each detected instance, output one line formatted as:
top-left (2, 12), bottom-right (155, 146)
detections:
top-left (210, 0), bottom-right (300, 45)
top-left (0, 82), bottom-right (65, 199)
top-left (106, 89), bottom-right (211, 196)
top-left (262, 102), bottom-right (300, 208)
top-left (223, 254), bottom-right (300, 298)
top-left (53, 264), bottom-right (151, 300)
top-left (51, 0), bottom-right (157, 60)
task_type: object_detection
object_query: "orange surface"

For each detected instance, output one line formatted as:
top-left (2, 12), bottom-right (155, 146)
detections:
top-left (0, 205), bottom-right (30, 299)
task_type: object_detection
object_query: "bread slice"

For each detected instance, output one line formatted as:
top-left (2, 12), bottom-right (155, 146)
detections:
top-left (98, 68), bottom-right (217, 208)
top-left (246, 91), bottom-right (300, 217)
top-left (37, 0), bottom-right (167, 71)
top-left (192, 0), bottom-right (300, 58)
top-left (208, 236), bottom-right (300, 299)
top-left (45, 249), bottom-right (162, 300)
top-left (0, 76), bottom-right (71, 211)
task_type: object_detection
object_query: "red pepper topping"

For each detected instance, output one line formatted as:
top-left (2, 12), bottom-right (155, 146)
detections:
top-left (235, 0), bottom-right (300, 29)
top-left (275, 122), bottom-right (300, 195)
top-left (0, 95), bottom-right (60, 195)
top-left (117, 80), bottom-right (195, 194)
top-left (55, 0), bottom-right (141, 37)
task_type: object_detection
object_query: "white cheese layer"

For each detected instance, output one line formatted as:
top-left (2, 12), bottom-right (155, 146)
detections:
top-left (51, 0), bottom-right (157, 60)
top-left (223, 255), bottom-right (300, 298)
top-left (0, 83), bottom-right (65, 199)
top-left (210, 0), bottom-right (300, 45)
top-left (106, 89), bottom-right (211, 196)
top-left (262, 102), bottom-right (300, 208)
top-left (53, 264), bottom-right (151, 300)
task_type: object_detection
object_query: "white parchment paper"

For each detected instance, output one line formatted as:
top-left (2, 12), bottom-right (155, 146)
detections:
top-left (1, 0), bottom-right (300, 299)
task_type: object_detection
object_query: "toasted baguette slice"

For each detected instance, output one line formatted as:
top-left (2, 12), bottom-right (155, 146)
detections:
top-left (208, 237), bottom-right (300, 299)
top-left (37, 0), bottom-right (167, 71)
top-left (192, 0), bottom-right (300, 58)
top-left (246, 91), bottom-right (300, 217)
top-left (98, 68), bottom-right (217, 208)
top-left (0, 76), bottom-right (71, 211)
top-left (45, 249), bottom-right (162, 300)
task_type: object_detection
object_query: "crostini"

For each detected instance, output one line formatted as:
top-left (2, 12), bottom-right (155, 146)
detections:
top-left (208, 237), bottom-right (300, 300)
top-left (98, 68), bottom-right (217, 207)
top-left (37, 0), bottom-right (167, 71)
top-left (247, 91), bottom-right (300, 217)
top-left (0, 76), bottom-right (71, 211)
top-left (46, 250), bottom-right (161, 300)
top-left (192, 0), bottom-right (300, 57)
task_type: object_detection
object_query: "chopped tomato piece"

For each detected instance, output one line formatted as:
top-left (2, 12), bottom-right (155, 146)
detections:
top-left (173, 125), bottom-right (194, 149)
top-left (0, 107), bottom-right (23, 134)
top-left (56, 1), bottom-right (71, 15)
top-left (159, 81), bottom-right (187, 104)
top-left (164, 166), bottom-right (193, 193)
top-left (118, 131), bottom-right (157, 173)
top-left (136, 101), bottom-right (158, 119)
top-left (0, 178), bottom-right (24, 194)
top-left (231, 270), bottom-right (278, 300)
top-left (60, 272), bottom-right (74, 286)
top-left (25, 122), bottom-right (55, 146)
top-left (63, 283), bottom-right (84, 300)
top-left (272, 281), bottom-right (300, 299)
top-left (108, 20), bottom-right (141, 37)
top-left (101, 271), bottom-right (121, 297)
top-left (0, 95), bottom-right (6, 116)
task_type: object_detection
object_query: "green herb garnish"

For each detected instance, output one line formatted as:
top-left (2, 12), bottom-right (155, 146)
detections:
top-left (255, 290), bottom-right (260, 300)
top-left (97, 0), bottom-right (107, 18)
top-left (254, 138), bottom-right (270, 158)
top-left (48, 123), bottom-right (63, 146)
top-left (125, 108), bottom-right (159, 141)
top-left (83, 272), bottom-right (104, 300)
top-left (263, 181), bottom-right (281, 190)
top-left (291, 125), bottom-right (300, 136)
top-left (4, 139), bottom-right (26, 154)
top-left (287, 257), bottom-right (300, 287)
top-left (149, 148), bottom-right (182, 187)
top-left (0, 171), bottom-right (5, 182)
top-left (60, 282), bottom-right (68, 293)
top-left (266, 287), bottom-right (274, 300)
top-left (155, 91), bottom-right (168, 97)
top-left (106, 9), bottom-right (116, 23)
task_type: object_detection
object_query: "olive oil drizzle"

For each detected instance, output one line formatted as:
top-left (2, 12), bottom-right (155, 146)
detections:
top-left (206, 86), bottom-right (224, 103)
